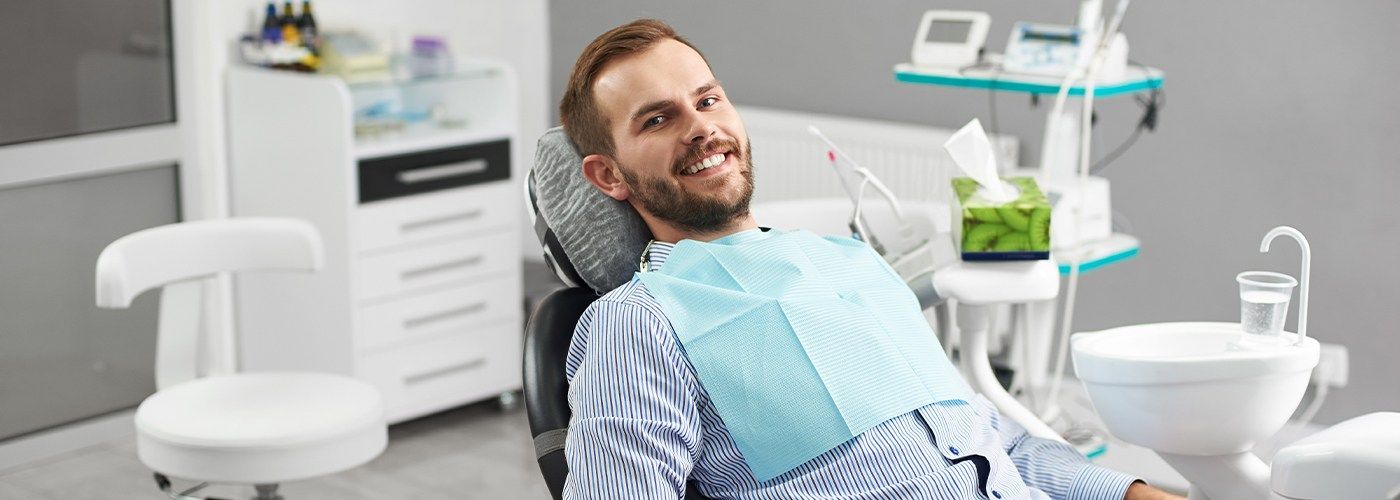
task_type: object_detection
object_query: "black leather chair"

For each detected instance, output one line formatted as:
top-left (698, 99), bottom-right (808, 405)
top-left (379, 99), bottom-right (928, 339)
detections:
top-left (523, 286), bottom-right (595, 499)
top-left (524, 126), bottom-right (708, 498)
top-left (523, 286), bottom-right (708, 500)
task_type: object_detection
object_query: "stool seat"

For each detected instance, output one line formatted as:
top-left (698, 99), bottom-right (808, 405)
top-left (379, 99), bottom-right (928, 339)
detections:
top-left (135, 372), bottom-right (387, 484)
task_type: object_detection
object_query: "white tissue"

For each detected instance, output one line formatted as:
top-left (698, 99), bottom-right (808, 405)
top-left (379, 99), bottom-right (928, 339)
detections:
top-left (944, 119), bottom-right (1015, 203)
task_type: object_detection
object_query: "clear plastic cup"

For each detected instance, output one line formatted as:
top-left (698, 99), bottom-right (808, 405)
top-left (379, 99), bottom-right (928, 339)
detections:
top-left (1237, 271), bottom-right (1298, 341)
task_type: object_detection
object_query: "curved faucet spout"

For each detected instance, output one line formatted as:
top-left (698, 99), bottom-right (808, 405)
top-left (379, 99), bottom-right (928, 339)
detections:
top-left (1260, 226), bottom-right (1311, 343)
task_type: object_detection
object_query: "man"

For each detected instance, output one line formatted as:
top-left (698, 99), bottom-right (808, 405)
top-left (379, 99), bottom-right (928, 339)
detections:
top-left (558, 19), bottom-right (1181, 500)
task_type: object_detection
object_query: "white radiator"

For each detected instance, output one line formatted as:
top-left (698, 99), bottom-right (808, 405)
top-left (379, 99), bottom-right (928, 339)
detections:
top-left (741, 105), bottom-right (1019, 206)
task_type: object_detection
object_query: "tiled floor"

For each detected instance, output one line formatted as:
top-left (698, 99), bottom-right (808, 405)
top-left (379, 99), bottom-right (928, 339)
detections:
top-left (0, 400), bottom-right (554, 499)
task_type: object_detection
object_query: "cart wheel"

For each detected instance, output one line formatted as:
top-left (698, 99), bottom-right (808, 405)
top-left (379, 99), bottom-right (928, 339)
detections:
top-left (497, 390), bottom-right (521, 411)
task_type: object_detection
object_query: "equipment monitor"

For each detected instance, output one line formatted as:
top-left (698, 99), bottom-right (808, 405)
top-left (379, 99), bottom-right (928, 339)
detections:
top-left (911, 10), bottom-right (991, 68)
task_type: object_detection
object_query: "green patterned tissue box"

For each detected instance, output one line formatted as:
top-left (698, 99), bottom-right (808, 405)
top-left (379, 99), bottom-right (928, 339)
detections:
top-left (952, 176), bottom-right (1051, 261)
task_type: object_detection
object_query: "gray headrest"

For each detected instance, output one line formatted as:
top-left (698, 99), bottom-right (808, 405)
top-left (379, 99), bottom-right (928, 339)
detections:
top-left (528, 127), bottom-right (653, 294)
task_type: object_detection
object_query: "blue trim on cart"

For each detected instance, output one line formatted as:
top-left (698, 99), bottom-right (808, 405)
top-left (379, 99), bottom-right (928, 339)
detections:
top-left (1058, 246), bottom-right (1139, 275)
top-left (894, 70), bottom-right (1163, 98)
top-left (1084, 442), bottom-right (1108, 460)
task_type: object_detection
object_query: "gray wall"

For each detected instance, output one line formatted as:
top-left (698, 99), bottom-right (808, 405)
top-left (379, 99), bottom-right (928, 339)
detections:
top-left (549, 1), bottom-right (1400, 424)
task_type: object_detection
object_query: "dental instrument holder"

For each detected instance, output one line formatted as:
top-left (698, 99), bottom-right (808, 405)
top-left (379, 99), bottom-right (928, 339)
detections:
top-left (806, 125), bottom-right (941, 299)
top-left (847, 170), bottom-right (914, 258)
top-left (896, 0), bottom-right (1159, 252)
top-left (1252, 226), bottom-right (1311, 345)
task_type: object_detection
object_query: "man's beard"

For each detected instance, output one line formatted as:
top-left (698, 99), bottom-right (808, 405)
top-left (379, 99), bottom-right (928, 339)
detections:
top-left (619, 138), bottom-right (755, 235)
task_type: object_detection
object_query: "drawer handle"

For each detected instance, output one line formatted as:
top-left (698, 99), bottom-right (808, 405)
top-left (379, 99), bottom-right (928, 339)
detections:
top-left (400, 255), bottom-right (483, 281)
top-left (397, 159), bottom-right (488, 184)
top-left (404, 357), bottom-right (487, 385)
top-left (403, 302), bottom-right (489, 330)
top-left (399, 209), bottom-right (484, 233)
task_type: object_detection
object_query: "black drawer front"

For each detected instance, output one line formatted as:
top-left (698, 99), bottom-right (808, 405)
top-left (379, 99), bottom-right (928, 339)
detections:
top-left (358, 139), bottom-right (511, 203)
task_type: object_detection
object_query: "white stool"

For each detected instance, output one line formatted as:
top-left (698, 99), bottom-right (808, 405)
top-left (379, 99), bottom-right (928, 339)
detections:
top-left (97, 218), bottom-right (387, 499)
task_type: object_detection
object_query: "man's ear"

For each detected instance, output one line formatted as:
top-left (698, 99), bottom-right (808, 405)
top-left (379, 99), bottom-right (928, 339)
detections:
top-left (581, 154), bottom-right (631, 201)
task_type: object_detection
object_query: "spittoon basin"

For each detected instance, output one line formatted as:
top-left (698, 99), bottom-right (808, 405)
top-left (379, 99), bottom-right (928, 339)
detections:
top-left (1072, 322), bottom-right (1319, 456)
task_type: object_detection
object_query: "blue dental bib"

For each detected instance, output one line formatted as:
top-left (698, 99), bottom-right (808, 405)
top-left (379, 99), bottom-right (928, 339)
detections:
top-left (635, 229), bottom-right (971, 481)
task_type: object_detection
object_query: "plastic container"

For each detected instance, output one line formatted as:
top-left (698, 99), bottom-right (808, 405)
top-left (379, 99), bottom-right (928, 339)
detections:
top-left (408, 36), bottom-right (454, 78)
top-left (1237, 271), bottom-right (1297, 341)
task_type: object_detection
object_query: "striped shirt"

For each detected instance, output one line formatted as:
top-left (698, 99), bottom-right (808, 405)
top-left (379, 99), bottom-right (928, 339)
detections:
top-left (564, 241), bottom-right (1139, 499)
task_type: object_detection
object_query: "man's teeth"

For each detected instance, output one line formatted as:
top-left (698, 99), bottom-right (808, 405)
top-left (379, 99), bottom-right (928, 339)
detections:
top-left (682, 153), bottom-right (726, 175)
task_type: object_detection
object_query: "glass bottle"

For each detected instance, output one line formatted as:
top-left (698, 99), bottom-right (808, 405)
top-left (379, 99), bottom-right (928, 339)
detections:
top-left (261, 2), bottom-right (281, 44)
top-left (280, 1), bottom-right (300, 46)
top-left (297, 1), bottom-right (318, 53)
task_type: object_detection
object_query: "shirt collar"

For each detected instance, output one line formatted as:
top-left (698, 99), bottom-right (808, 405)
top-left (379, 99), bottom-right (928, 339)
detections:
top-left (643, 241), bottom-right (674, 271)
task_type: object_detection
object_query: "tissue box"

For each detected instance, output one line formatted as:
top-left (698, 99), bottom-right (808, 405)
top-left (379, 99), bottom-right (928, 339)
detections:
top-left (952, 176), bottom-right (1051, 261)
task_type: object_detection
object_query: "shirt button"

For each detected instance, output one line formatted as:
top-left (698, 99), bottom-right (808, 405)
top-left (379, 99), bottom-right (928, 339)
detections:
top-left (948, 446), bottom-right (959, 454)
top-left (992, 491), bottom-right (1002, 499)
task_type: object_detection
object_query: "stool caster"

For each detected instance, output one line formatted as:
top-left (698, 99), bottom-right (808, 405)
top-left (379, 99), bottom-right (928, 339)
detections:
top-left (154, 473), bottom-right (232, 500)
top-left (498, 390), bottom-right (521, 411)
top-left (252, 484), bottom-right (283, 500)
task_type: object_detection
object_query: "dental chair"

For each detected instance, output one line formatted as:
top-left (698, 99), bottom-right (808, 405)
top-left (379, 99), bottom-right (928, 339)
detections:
top-left (523, 128), bottom-right (708, 500)
top-left (95, 218), bottom-right (387, 500)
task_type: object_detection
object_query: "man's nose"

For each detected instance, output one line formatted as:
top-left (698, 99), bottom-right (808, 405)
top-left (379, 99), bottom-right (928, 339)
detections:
top-left (682, 110), bottom-right (717, 145)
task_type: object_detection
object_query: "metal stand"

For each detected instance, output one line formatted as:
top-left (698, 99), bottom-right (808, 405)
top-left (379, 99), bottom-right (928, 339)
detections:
top-left (958, 302), bottom-right (1063, 441)
top-left (930, 260), bottom-right (1064, 442)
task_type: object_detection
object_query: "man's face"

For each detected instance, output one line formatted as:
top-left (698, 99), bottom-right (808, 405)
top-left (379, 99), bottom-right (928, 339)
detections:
top-left (590, 39), bottom-right (753, 235)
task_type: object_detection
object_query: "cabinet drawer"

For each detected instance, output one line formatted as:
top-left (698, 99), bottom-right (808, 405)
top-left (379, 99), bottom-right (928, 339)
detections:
top-left (355, 183), bottom-right (516, 254)
top-left (358, 321), bottom-right (522, 422)
top-left (357, 230), bottom-right (517, 303)
top-left (356, 276), bottom-right (521, 352)
top-left (358, 139), bottom-right (510, 203)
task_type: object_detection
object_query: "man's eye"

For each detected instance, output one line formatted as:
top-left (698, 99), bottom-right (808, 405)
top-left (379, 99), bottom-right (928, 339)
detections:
top-left (644, 116), bottom-right (666, 129)
top-left (700, 97), bottom-right (719, 108)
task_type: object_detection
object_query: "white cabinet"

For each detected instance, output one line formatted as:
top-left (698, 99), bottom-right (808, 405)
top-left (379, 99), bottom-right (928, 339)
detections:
top-left (226, 62), bottom-right (521, 423)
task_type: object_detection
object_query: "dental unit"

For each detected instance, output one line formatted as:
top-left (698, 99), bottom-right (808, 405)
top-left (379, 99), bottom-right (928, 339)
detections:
top-left (816, 120), bottom-right (1400, 497)
top-left (1073, 227), bottom-right (1400, 499)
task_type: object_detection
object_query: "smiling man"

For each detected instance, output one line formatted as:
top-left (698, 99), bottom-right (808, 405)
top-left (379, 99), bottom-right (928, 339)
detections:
top-left (557, 19), bottom-right (1181, 500)
top-left (567, 30), bottom-right (755, 244)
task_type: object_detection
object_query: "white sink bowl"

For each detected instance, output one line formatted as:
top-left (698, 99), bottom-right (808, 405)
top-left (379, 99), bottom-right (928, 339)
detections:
top-left (1072, 322), bottom-right (1319, 456)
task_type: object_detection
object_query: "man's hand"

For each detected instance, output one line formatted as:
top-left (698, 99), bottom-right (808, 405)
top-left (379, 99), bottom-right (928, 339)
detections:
top-left (1125, 481), bottom-right (1185, 500)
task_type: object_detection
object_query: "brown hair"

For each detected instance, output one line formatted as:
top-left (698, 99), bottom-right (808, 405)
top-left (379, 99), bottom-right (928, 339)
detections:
top-left (560, 19), bottom-right (708, 157)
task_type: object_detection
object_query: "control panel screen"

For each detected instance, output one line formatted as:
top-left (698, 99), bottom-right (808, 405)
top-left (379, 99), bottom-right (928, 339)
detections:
top-left (925, 20), bottom-right (973, 43)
